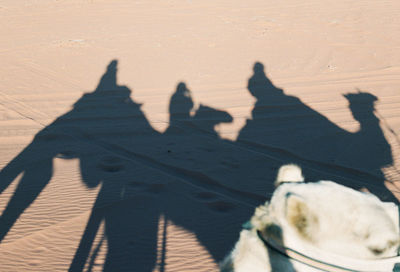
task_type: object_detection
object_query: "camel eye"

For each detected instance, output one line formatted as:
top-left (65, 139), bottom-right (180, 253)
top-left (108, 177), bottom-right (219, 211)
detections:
top-left (369, 248), bottom-right (384, 255)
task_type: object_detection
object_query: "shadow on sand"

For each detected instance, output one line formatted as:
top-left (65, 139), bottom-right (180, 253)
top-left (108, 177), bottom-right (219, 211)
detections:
top-left (238, 62), bottom-right (395, 202)
top-left (0, 60), bottom-right (395, 271)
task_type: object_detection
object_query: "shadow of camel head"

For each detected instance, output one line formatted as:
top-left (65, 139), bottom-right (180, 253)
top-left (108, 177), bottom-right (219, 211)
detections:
top-left (344, 91), bottom-right (378, 122)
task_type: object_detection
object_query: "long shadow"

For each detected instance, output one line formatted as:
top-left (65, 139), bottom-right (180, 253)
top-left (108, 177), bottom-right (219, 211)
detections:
top-left (0, 60), bottom-right (257, 271)
top-left (0, 60), bottom-right (396, 272)
top-left (0, 59), bottom-right (164, 270)
top-left (67, 60), bottom-right (163, 271)
top-left (162, 82), bottom-right (250, 263)
top-left (238, 62), bottom-right (396, 203)
top-left (69, 78), bottom-right (256, 271)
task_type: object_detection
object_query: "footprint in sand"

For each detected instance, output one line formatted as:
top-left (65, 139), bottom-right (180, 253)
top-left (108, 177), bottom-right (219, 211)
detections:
top-left (56, 150), bottom-right (78, 159)
top-left (145, 183), bottom-right (167, 194)
top-left (193, 191), bottom-right (236, 212)
top-left (128, 181), bottom-right (148, 190)
top-left (97, 156), bottom-right (125, 172)
top-left (194, 191), bottom-right (218, 201)
top-left (128, 181), bottom-right (167, 195)
top-left (206, 200), bottom-right (236, 213)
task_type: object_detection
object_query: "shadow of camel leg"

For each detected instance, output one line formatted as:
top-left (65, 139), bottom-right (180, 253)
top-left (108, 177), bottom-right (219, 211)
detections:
top-left (69, 197), bottom-right (104, 272)
top-left (0, 159), bottom-right (52, 242)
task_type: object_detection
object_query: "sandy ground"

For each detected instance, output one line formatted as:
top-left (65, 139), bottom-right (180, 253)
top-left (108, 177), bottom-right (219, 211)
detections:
top-left (1, 0), bottom-right (400, 271)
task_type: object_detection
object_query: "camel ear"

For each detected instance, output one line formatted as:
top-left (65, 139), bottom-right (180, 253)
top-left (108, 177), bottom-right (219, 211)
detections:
top-left (286, 194), bottom-right (318, 241)
top-left (275, 164), bottom-right (304, 187)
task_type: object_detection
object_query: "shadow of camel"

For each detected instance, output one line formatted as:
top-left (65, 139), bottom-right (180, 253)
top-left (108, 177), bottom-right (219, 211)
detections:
top-left (0, 60), bottom-right (395, 272)
top-left (238, 62), bottom-right (395, 202)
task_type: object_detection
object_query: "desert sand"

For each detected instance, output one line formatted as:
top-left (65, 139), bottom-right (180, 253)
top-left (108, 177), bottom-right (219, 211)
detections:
top-left (1, 0), bottom-right (400, 271)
